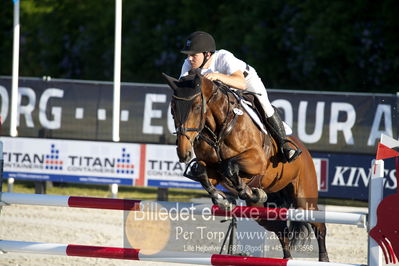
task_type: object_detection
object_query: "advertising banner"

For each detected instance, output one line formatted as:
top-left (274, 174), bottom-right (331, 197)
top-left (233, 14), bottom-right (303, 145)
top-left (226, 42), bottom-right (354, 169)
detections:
top-left (271, 90), bottom-right (398, 155)
top-left (0, 77), bottom-right (398, 200)
top-left (1, 137), bottom-right (141, 185)
top-left (0, 77), bottom-right (397, 155)
top-left (312, 151), bottom-right (397, 200)
top-left (141, 144), bottom-right (201, 189)
top-left (0, 77), bottom-right (176, 144)
top-left (0, 137), bottom-right (200, 189)
top-left (2, 137), bottom-right (397, 200)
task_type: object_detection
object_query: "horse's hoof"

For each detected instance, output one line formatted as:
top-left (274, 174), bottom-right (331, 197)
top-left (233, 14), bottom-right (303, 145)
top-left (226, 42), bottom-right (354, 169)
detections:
top-left (319, 252), bottom-right (329, 262)
top-left (252, 188), bottom-right (267, 203)
top-left (211, 192), bottom-right (234, 211)
top-left (221, 201), bottom-right (235, 211)
top-left (213, 198), bottom-right (234, 211)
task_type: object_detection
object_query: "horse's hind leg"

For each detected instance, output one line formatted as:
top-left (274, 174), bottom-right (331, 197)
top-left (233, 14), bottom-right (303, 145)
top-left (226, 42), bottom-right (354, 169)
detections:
top-left (259, 220), bottom-right (292, 259)
top-left (310, 222), bottom-right (329, 261)
top-left (297, 193), bottom-right (329, 261)
top-left (247, 201), bottom-right (292, 259)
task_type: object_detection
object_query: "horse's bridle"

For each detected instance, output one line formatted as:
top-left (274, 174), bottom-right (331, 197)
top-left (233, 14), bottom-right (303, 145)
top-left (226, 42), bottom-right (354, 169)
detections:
top-left (172, 81), bottom-right (221, 144)
top-left (172, 91), bottom-right (207, 145)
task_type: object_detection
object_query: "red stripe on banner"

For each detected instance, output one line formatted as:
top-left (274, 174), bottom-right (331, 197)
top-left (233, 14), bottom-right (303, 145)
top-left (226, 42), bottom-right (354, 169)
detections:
top-left (66, 245), bottom-right (140, 260)
top-left (135, 144), bottom-right (146, 186)
top-left (68, 197), bottom-right (141, 211)
top-left (211, 205), bottom-right (288, 220)
top-left (320, 159), bottom-right (328, 191)
top-left (396, 157), bottom-right (399, 193)
top-left (211, 254), bottom-right (288, 265)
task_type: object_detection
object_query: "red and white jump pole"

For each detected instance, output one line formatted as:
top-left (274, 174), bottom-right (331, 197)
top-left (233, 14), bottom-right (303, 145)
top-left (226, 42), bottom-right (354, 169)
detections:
top-left (0, 240), bottom-right (361, 266)
top-left (0, 192), bottom-right (366, 226)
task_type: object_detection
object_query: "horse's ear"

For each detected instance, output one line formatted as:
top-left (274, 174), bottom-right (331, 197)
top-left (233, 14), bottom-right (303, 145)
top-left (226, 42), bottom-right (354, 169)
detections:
top-left (162, 73), bottom-right (178, 91)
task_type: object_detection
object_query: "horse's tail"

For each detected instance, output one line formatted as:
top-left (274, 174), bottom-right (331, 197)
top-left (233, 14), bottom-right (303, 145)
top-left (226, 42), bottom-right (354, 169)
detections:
top-left (266, 184), bottom-right (312, 248)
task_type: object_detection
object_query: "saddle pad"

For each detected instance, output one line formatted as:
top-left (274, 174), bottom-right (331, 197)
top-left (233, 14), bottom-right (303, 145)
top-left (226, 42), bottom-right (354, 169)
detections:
top-left (234, 96), bottom-right (293, 136)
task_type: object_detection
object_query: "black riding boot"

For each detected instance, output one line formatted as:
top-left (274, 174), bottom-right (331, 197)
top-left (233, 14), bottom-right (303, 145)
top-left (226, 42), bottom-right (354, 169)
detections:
top-left (266, 112), bottom-right (302, 162)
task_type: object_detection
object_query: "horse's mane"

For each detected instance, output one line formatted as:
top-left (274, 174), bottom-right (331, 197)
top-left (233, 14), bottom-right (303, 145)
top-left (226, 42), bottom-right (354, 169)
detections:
top-left (205, 79), bottom-right (267, 126)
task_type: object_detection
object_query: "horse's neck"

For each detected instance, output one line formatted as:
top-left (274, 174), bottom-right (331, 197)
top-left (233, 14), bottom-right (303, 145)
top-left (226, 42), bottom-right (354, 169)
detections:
top-left (206, 89), bottom-right (231, 131)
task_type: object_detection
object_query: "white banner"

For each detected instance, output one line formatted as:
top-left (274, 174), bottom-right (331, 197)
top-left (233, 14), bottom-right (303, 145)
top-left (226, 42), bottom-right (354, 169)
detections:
top-left (1, 137), bottom-right (140, 185)
top-left (144, 144), bottom-right (201, 189)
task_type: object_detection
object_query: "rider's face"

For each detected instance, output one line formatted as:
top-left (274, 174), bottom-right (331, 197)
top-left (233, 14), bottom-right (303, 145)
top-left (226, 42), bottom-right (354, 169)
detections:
top-left (187, 53), bottom-right (205, 69)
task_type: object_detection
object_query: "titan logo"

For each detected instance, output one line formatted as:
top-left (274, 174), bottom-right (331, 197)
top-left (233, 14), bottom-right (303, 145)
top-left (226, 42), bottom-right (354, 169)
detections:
top-left (68, 148), bottom-right (135, 175)
top-left (115, 148), bottom-right (134, 174)
top-left (45, 144), bottom-right (63, 170)
top-left (4, 145), bottom-right (136, 175)
top-left (148, 160), bottom-right (184, 171)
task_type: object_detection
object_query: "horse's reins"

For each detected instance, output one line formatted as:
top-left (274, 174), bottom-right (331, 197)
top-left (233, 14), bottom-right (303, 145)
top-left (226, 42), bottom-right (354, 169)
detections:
top-left (198, 85), bottom-right (240, 162)
top-left (173, 80), bottom-right (250, 192)
top-left (172, 81), bottom-right (237, 158)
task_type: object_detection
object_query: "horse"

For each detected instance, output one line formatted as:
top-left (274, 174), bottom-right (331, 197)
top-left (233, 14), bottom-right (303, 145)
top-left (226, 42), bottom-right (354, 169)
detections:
top-left (162, 72), bottom-right (329, 262)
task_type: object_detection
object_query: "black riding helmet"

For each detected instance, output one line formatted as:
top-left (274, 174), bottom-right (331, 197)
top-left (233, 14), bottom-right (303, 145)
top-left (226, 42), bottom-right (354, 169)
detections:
top-left (181, 31), bottom-right (216, 55)
top-left (181, 31), bottom-right (216, 69)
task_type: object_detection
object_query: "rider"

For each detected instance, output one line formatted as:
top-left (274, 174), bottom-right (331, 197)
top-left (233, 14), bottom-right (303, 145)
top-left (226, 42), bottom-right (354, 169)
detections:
top-left (179, 31), bottom-right (301, 162)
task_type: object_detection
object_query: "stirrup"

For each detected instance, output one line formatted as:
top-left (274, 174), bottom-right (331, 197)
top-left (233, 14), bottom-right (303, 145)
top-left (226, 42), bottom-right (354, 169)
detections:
top-left (281, 139), bottom-right (302, 163)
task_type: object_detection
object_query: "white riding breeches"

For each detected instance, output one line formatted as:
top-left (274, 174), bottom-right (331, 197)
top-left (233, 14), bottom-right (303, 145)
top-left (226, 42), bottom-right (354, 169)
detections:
top-left (245, 74), bottom-right (275, 118)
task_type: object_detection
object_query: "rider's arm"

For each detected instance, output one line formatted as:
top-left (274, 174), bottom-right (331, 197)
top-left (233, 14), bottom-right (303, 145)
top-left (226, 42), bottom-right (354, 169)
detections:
top-left (204, 70), bottom-right (246, 90)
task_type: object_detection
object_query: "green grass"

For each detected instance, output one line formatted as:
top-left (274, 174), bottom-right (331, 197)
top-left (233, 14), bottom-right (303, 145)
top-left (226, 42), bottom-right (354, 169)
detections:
top-left (318, 197), bottom-right (368, 208)
top-left (1, 180), bottom-right (368, 207)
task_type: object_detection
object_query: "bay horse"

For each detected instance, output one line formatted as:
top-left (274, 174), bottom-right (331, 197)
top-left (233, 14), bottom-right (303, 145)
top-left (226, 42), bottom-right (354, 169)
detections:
top-left (162, 72), bottom-right (329, 262)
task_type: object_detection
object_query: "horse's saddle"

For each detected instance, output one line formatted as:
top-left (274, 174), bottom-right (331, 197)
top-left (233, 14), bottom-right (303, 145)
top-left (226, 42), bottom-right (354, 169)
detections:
top-left (229, 88), bottom-right (293, 135)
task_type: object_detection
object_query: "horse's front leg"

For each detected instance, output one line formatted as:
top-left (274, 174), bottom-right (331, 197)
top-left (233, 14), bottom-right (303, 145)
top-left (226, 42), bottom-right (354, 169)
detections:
top-left (220, 156), bottom-right (267, 204)
top-left (186, 160), bottom-right (233, 210)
